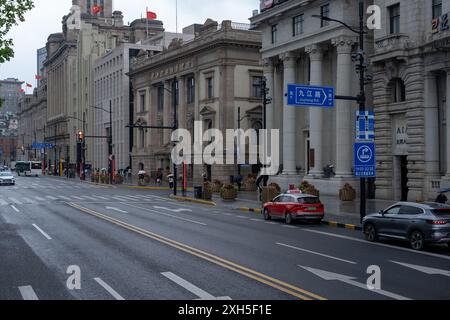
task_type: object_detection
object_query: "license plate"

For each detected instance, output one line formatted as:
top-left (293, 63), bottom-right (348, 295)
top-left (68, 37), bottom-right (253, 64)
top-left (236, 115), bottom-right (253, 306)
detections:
top-left (307, 207), bottom-right (317, 211)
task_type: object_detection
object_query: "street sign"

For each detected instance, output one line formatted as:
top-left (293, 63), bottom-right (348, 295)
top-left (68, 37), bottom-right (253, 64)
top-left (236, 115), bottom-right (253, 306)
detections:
top-left (32, 143), bottom-right (55, 150)
top-left (354, 141), bottom-right (376, 178)
top-left (356, 111), bottom-right (375, 140)
top-left (287, 84), bottom-right (335, 108)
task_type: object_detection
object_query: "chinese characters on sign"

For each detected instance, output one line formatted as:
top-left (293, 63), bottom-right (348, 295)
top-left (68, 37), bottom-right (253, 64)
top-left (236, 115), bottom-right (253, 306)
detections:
top-left (287, 84), bottom-right (335, 108)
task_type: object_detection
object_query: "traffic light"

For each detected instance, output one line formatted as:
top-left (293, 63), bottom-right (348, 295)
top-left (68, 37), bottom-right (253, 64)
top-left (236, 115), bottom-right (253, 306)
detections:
top-left (77, 131), bottom-right (84, 142)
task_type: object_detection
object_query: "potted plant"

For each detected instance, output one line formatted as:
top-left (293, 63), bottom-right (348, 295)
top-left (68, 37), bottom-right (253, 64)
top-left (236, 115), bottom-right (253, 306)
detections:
top-left (304, 184), bottom-right (320, 197)
top-left (339, 183), bottom-right (356, 201)
top-left (299, 181), bottom-right (312, 193)
top-left (212, 179), bottom-right (223, 193)
top-left (143, 174), bottom-right (151, 185)
top-left (114, 173), bottom-right (124, 185)
top-left (203, 181), bottom-right (213, 200)
top-left (244, 177), bottom-right (257, 191)
top-left (261, 184), bottom-right (281, 204)
top-left (220, 183), bottom-right (237, 201)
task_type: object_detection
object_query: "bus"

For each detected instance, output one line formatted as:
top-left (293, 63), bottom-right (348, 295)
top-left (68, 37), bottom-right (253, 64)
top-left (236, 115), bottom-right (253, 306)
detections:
top-left (15, 161), bottom-right (42, 177)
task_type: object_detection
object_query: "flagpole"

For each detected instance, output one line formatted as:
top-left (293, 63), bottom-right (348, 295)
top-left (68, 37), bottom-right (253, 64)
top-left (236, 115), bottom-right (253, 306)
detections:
top-left (146, 7), bottom-right (149, 41)
top-left (176, 0), bottom-right (178, 34)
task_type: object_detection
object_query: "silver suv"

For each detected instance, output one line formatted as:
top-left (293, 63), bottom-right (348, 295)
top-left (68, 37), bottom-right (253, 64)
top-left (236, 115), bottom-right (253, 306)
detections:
top-left (363, 202), bottom-right (450, 251)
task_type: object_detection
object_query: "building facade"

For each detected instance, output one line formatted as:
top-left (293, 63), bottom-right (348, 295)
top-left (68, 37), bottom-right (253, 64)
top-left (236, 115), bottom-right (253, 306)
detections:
top-left (250, 0), bottom-right (375, 196)
top-left (372, 0), bottom-right (450, 201)
top-left (44, 0), bottom-right (164, 174)
top-left (93, 43), bottom-right (162, 171)
top-left (0, 78), bottom-right (24, 114)
top-left (128, 19), bottom-right (263, 183)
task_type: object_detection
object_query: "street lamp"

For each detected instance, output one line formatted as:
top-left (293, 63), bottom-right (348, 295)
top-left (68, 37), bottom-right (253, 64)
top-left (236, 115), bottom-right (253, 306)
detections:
top-left (312, 0), bottom-right (370, 223)
top-left (91, 102), bottom-right (113, 184)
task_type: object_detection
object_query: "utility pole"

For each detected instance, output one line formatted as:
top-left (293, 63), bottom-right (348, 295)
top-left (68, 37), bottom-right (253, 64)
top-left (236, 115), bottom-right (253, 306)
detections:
top-left (173, 77), bottom-right (178, 196)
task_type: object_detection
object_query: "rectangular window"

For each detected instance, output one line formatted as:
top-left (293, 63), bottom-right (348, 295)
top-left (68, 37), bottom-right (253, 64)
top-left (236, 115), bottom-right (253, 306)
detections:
top-left (320, 4), bottom-right (330, 27)
top-left (432, 0), bottom-right (442, 19)
top-left (252, 76), bottom-right (263, 98)
top-left (271, 24), bottom-right (278, 44)
top-left (187, 77), bottom-right (195, 104)
top-left (293, 14), bottom-right (304, 36)
top-left (207, 77), bottom-right (214, 99)
top-left (157, 86), bottom-right (164, 111)
top-left (389, 4), bottom-right (400, 34)
top-left (139, 93), bottom-right (145, 112)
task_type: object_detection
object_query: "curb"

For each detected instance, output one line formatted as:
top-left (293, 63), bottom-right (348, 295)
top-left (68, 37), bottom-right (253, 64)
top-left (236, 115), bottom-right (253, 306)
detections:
top-left (169, 195), bottom-right (216, 206)
top-left (234, 207), bottom-right (361, 231)
top-left (124, 186), bottom-right (193, 191)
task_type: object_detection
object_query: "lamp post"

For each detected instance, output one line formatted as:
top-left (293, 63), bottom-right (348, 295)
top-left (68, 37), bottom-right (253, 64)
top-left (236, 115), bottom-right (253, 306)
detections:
top-left (313, 0), bottom-right (369, 223)
top-left (67, 115), bottom-right (86, 180)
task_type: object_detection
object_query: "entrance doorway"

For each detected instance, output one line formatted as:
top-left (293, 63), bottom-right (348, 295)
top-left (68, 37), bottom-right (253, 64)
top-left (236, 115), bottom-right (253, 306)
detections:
top-left (400, 156), bottom-right (409, 201)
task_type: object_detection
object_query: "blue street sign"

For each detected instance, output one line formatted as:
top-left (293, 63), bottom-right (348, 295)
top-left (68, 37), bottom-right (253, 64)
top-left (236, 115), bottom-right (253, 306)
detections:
top-left (354, 141), bottom-right (376, 178)
top-left (356, 111), bottom-right (375, 140)
top-left (32, 143), bottom-right (56, 150)
top-left (287, 84), bottom-right (335, 108)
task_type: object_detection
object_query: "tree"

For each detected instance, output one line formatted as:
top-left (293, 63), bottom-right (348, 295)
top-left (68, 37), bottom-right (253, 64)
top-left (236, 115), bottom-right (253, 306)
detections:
top-left (0, 0), bottom-right (34, 63)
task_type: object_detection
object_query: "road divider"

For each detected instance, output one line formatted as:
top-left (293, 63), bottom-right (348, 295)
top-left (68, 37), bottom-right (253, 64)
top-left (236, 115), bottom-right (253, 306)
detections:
top-left (169, 195), bottom-right (216, 206)
top-left (67, 202), bottom-right (326, 300)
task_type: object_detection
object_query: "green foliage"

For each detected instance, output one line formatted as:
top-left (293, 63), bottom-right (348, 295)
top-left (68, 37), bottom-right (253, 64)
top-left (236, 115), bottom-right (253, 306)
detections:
top-left (0, 0), bottom-right (34, 63)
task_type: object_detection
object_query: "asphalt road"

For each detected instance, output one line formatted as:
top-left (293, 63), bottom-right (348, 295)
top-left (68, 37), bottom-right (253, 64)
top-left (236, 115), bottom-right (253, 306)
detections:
top-left (1, 175), bottom-right (449, 300)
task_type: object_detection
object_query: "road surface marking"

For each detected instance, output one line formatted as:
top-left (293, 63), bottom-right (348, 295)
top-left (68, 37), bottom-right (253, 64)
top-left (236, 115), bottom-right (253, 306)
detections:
top-left (22, 197), bottom-right (35, 204)
top-left (32, 224), bottom-right (52, 240)
top-left (162, 272), bottom-right (231, 300)
top-left (11, 205), bottom-right (20, 213)
top-left (282, 225), bottom-right (298, 229)
top-left (391, 261), bottom-right (450, 277)
top-left (153, 206), bottom-right (193, 213)
top-left (237, 216), bottom-right (249, 219)
top-left (45, 196), bottom-right (58, 201)
top-left (93, 195), bottom-right (109, 200)
top-left (302, 228), bottom-right (450, 261)
top-left (18, 286), bottom-right (39, 300)
top-left (300, 266), bottom-right (411, 300)
top-left (277, 243), bottom-right (357, 264)
top-left (250, 219), bottom-right (262, 222)
top-left (68, 202), bottom-right (325, 301)
top-left (106, 207), bottom-right (128, 214)
top-left (94, 278), bottom-right (125, 300)
top-left (82, 196), bottom-right (98, 201)
top-left (71, 196), bottom-right (85, 200)
top-left (8, 197), bottom-right (22, 205)
top-left (123, 203), bottom-right (207, 226)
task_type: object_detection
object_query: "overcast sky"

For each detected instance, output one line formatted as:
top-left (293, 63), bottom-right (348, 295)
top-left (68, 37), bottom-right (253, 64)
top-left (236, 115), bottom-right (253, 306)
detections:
top-left (0, 0), bottom-right (258, 88)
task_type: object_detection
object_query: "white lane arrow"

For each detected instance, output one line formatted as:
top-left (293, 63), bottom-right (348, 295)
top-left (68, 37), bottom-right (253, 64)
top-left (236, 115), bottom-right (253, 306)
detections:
top-left (391, 261), bottom-right (450, 277)
top-left (106, 207), bottom-right (128, 214)
top-left (299, 266), bottom-right (411, 300)
top-left (153, 206), bottom-right (192, 213)
top-left (162, 272), bottom-right (231, 300)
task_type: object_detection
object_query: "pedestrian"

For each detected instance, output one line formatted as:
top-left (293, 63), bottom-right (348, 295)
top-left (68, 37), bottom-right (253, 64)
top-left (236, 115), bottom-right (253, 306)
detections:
top-left (168, 174), bottom-right (174, 189)
top-left (436, 193), bottom-right (448, 204)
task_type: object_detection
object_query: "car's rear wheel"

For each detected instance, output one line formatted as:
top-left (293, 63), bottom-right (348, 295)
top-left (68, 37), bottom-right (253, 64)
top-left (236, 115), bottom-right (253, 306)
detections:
top-left (364, 223), bottom-right (378, 242)
top-left (285, 213), bottom-right (293, 225)
top-left (263, 208), bottom-right (271, 221)
top-left (410, 231), bottom-right (425, 251)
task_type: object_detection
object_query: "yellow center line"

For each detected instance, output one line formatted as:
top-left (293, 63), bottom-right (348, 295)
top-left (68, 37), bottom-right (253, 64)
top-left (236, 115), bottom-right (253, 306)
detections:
top-left (67, 202), bottom-right (327, 301)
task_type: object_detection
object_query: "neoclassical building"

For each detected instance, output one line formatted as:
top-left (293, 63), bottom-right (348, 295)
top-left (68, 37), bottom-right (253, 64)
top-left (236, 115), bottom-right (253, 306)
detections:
top-left (128, 20), bottom-right (263, 183)
top-left (372, 0), bottom-right (450, 201)
top-left (250, 0), bottom-right (374, 195)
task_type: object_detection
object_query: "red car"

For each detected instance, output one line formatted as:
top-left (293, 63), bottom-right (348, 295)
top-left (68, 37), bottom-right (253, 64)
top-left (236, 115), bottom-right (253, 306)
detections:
top-left (263, 194), bottom-right (325, 224)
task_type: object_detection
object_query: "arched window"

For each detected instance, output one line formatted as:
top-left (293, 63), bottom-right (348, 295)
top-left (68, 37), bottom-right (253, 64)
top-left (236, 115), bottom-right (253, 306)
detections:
top-left (389, 78), bottom-right (406, 103)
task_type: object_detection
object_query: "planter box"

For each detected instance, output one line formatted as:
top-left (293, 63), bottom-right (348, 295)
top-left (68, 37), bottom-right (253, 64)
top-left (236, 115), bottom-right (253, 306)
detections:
top-left (261, 186), bottom-right (280, 204)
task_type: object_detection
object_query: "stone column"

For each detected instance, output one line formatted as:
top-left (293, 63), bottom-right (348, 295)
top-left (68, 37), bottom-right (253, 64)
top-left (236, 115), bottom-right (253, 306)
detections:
top-left (424, 74), bottom-right (440, 177)
top-left (178, 77), bottom-right (187, 131)
top-left (306, 44), bottom-right (324, 176)
top-left (333, 37), bottom-right (355, 177)
top-left (279, 52), bottom-right (297, 175)
top-left (263, 58), bottom-right (274, 131)
top-left (163, 80), bottom-right (172, 145)
top-left (446, 71), bottom-right (450, 177)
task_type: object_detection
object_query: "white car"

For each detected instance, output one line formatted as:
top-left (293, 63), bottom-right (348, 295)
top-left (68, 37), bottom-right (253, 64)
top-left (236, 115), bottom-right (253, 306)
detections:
top-left (0, 172), bottom-right (15, 185)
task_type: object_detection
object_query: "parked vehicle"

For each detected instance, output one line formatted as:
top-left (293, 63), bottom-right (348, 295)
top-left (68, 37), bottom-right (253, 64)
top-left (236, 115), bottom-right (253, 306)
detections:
top-left (363, 202), bottom-right (450, 251)
top-left (15, 161), bottom-right (42, 177)
top-left (263, 193), bottom-right (325, 224)
top-left (0, 171), bottom-right (15, 185)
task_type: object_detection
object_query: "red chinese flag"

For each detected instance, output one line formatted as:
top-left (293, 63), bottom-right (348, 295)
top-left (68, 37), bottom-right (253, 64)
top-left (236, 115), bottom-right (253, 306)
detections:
top-left (146, 11), bottom-right (157, 20)
top-left (19, 89), bottom-right (25, 93)
top-left (92, 5), bottom-right (102, 15)
top-left (35, 75), bottom-right (42, 80)
top-left (26, 83), bottom-right (32, 88)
